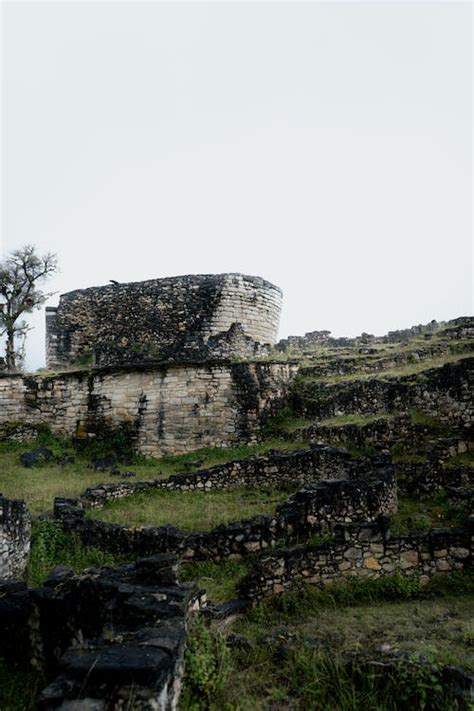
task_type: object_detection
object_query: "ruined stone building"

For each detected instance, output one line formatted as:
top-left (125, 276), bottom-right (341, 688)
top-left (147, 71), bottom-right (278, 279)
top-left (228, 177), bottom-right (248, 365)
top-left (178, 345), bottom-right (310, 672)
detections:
top-left (45, 273), bottom-right (283, 368)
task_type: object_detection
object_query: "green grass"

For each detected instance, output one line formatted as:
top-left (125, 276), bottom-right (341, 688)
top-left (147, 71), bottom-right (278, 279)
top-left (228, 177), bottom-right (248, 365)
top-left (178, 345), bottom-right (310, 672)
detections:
top-left (317, 413), bottom-right (394, 427)
top-left (0, 444), bottom-right (167, 516)
top-left (445, 449), bottom-right (474, 468)
top-left (390, 494), bottom-right (467, 536)
top-left (0, 660), bottom-right (44, 711)
top-left (260, 406), bottom-right (314, 437)
top-left (0, 437), bottom-right (300, 516)
top-left (180, 558), bottom-right (256, 603)
top-left (296, 352), bottom-right (472, 386)
top-left (87, 487), bottom-right (292, 531)
top-left (391, 452), bottom-right (427, 464)
top-left (408, 409), bottom-right (446, 430)
top-left (182, 574), bottom-right (474, 710)
top-left (27, 519), bottom-right (128, 587)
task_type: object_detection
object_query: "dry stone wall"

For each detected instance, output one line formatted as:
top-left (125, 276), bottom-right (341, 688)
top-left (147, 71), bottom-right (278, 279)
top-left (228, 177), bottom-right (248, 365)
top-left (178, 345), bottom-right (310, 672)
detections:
top-left (0, 361), bottom-right (297, 457)
top-left (54, 466), bottom-right (396, 562)
top-left (0, 497), bottom-right (31, 580)
top-left (240, 518), bottom-right (473, 601)
top-left (298, 342), bottom-right (473, 379)
top-left (0, 554), bottom-right (203, 710)
top-left (46, 273), bottom-right (283, 367)
top-left (78, 445), bottom-right (386, 509)
top-left (292, 358), bottom-right (473, 429)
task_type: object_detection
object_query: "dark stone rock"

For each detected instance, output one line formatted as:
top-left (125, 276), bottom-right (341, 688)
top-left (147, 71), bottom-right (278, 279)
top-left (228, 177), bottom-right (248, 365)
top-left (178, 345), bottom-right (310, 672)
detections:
top-left (43, 566), bottom-right (75, 587)
top-left (90, 457), bottom-right (117, 472)
top-left (60, 645), bottom-right (172, 685)
top-left (205, 598), bottom-right (249, 620)
top-left (442, 665), bottom-right (474, 703)
top-left (20, 447), bottom-right (54, 468)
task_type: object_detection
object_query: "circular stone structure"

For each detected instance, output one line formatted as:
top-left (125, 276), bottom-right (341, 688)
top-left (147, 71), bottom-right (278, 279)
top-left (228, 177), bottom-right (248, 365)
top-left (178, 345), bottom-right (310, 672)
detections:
top-left (46, 273), bottom-right (283, 368)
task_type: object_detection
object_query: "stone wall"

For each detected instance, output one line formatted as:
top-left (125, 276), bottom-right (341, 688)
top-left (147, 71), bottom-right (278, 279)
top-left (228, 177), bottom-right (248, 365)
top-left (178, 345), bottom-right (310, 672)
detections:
top-left (292, 358), bottom-right (473, 429)
top-left (0, 555), bottom-right (204, 709)
top-left (46, 273), bottom-right (283, 367)
top-left (297, 342), bottom-right (473, 379)
top-left (239, 518), bottom-right (473, 601)
top-left (0, 361), bottom-right (297, 457)
top-left (290, 414), bottom-right (433, 451)
top-left (54, 466), bottom-right (396, 562)
top-left (395, 462), bottom-right (472, 497)
top-left (0, 497), bottom-right (31, 580)
top-left (289, 416), bottom-right (471, 462)
top-left (77, 445), bottom-right (388, 509)
top-left (276, 318), bottom-right (455, 352)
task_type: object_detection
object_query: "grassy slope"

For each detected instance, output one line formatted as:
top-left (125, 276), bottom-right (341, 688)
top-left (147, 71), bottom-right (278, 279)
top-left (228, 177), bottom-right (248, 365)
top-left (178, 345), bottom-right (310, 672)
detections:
top-left (87, 487), bottom-right (292, 531)
top-left (0, 438), bottom-right (300, 516)
top-left (182, 575), bottom-right (474, 711)
top-left (296, 351), bottom-right (472, 385)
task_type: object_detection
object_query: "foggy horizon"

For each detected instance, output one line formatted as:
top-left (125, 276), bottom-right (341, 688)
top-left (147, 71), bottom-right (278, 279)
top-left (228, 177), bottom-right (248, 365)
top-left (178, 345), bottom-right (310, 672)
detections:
top-left (1, 1), bottom-right (472, 370)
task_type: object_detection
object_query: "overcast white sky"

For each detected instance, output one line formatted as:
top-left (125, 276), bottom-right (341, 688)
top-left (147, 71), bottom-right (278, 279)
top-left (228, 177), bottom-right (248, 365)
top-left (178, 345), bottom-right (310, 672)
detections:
top-left (1, 1), bottom-right (472, 371)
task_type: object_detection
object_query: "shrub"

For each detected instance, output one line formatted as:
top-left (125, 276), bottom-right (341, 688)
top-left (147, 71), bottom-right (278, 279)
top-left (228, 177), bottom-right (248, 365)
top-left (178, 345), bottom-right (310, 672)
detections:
top-left (27, 519), bottom-right (125, 587)
top-left (182, 617), bottom-right (230, 707)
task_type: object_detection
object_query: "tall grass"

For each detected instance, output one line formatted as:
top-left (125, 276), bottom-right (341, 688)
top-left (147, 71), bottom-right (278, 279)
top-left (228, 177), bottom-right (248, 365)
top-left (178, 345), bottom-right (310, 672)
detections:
top-left (27, 519), bottom-right (126, 587)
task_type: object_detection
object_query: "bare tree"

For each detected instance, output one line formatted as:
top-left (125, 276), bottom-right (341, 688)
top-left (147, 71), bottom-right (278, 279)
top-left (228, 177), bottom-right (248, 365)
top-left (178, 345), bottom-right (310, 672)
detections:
top-left (0, 245), bottom-right (58, 371)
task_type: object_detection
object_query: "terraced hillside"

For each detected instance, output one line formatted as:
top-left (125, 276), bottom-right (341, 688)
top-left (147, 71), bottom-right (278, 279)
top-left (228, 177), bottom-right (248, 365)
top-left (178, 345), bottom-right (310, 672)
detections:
top-left (0, 317), bottom-right (472, 710)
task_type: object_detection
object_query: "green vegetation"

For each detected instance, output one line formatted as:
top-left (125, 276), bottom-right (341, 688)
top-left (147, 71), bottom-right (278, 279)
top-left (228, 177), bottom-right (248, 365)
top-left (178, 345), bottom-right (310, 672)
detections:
top-left (0, 433), bottom-right (300, 516)
top-left (182, 574), bottom-right (474, 710)
top-left (445, 449), bottom-right (474, 468)
top-left (261, 406), bottom-right (313, 437)
top-left (0, 660), bottom-right (44, 711)
top-left (390, 494), bottom-right (468, 536)
top-left (27, 519), bottom-right (126, 587)
top-left (0, 442), bottom-right (166, 516)
top-left (318, 412), bottom-right (393, 427)
top-left (87, 487), bottom-right (292, 531)
top-left (296, 352), bottom-right (471, 386)
top-left (182, 617), bottom-right (231, 708)
top-left (408, 409), bottom-right (446, 430)
top-left (180, 558), bottom-right (255, 603)
top-left (391, 452), bottom-right (427, 464)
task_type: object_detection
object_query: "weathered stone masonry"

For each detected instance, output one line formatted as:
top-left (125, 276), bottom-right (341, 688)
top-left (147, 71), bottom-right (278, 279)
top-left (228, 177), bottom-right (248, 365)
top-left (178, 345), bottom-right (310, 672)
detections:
top-left (240, 518), bottom-right (474, 601)
top-left (46, 273), bottom-right (283, 367)
top-left (292, 358), bottom-right (474, 429)
top-left (54, 448), bottom-right (397, 562)
top-left (0, 555), bottom-right (204, 710)
top-left (78, 445), bottom-right (388, 508)
top-left (0, 361), bottom-right (297, 457)
top-left (0, 497), bottom-right (31, 580)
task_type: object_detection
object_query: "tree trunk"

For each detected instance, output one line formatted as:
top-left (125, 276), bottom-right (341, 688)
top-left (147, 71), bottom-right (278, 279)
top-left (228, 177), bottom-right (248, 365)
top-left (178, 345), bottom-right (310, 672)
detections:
top-left (5, 327), bottom-right (16, 371)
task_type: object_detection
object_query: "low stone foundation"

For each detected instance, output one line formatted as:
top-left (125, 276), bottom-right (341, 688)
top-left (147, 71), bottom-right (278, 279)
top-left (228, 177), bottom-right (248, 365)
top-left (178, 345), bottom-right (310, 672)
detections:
top-left (0, 554), bottom-right (203, 710)
top-left (77, 445), bottom-right (388, 509)
top-left (0, 497), bottom-right (31, 580)
top-left (291, 414), bottom-right (438, 451)
top-left (0, 422), bottom-right (42, 443)
top-left (54, 466), bottom-right (396, 562)
top-left (395, 462), bottom-right (473, 497)
top-left (239, 518), bottom-right (473, 601)
top-left (297, 342), bottom-right (473, 379)
top-left (292, 358), bottom-right (474, 429)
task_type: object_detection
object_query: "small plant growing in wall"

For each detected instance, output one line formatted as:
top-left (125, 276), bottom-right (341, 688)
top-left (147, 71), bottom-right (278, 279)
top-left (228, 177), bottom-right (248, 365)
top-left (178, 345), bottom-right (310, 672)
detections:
top-left (0, 244), bottom-right (58, 371)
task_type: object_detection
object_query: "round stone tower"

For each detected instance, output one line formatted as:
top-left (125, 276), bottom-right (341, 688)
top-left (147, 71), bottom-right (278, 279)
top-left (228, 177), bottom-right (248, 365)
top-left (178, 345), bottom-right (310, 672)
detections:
top-left (46, 273), bottom-right (283, 368)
